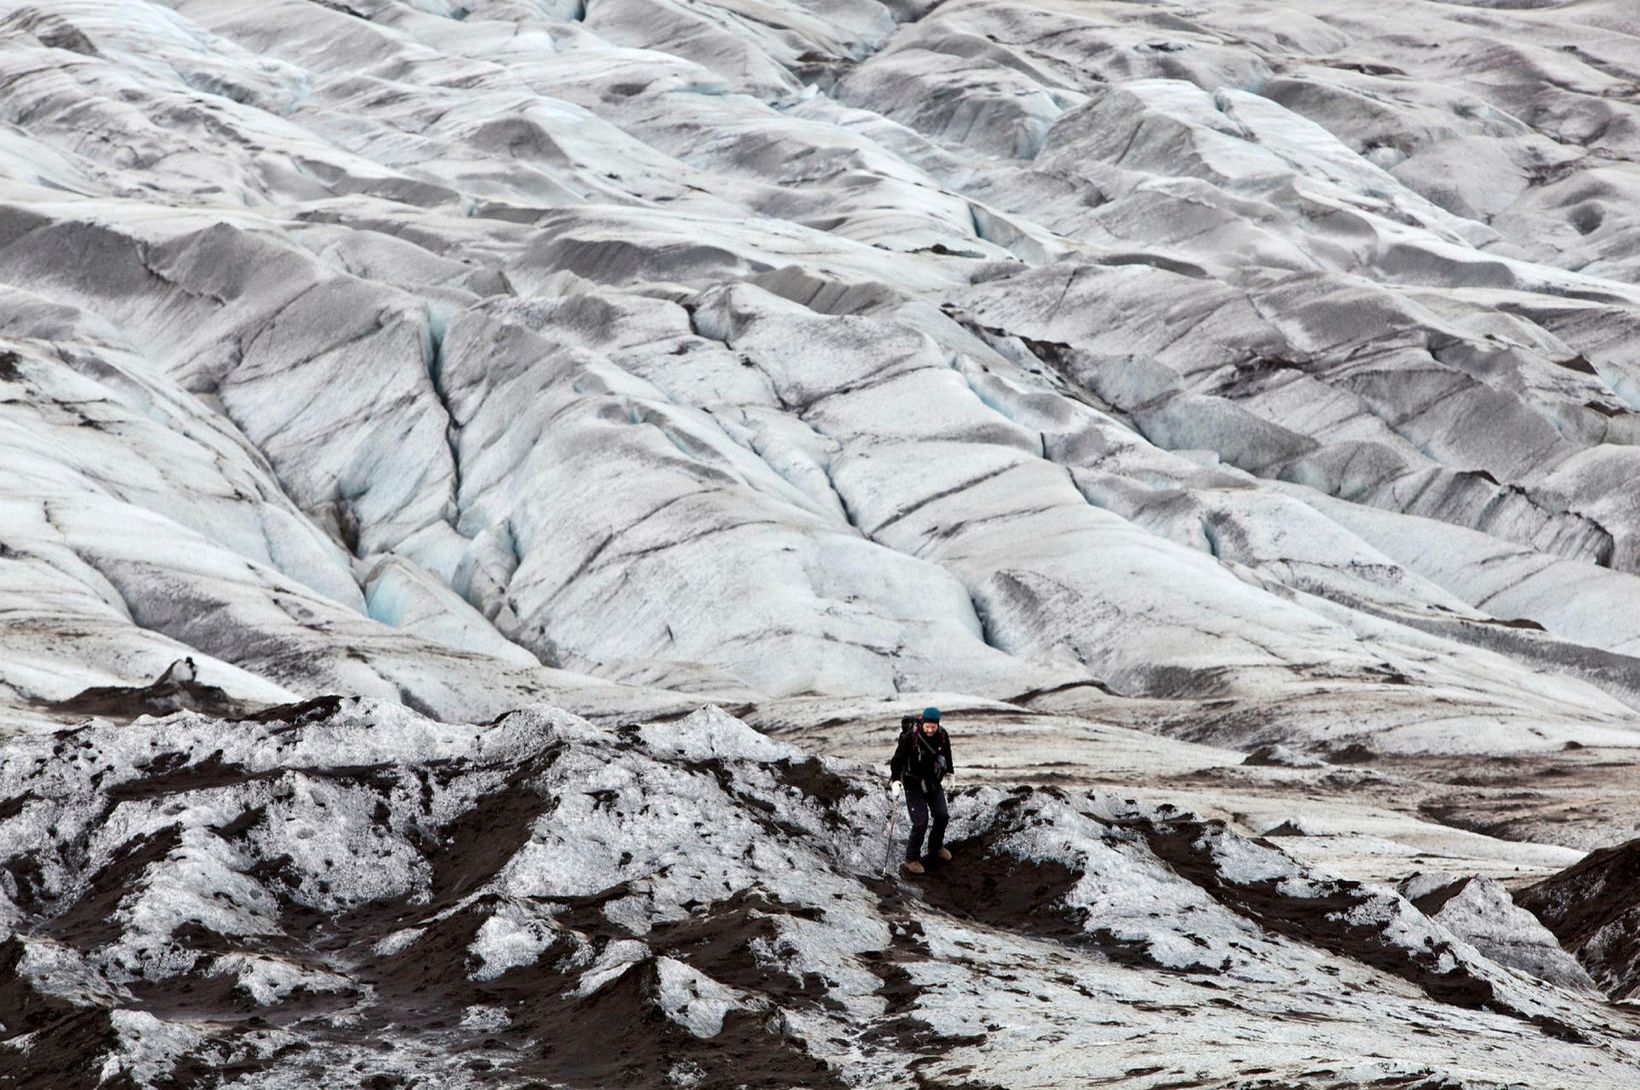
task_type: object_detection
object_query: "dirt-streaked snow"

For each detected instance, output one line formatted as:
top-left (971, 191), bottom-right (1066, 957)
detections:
top-left (3, 699), bottom-right (1639, 1088)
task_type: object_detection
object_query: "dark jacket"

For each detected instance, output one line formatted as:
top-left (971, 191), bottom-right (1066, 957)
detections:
top-left (891, 725), bottom-right (952, 790)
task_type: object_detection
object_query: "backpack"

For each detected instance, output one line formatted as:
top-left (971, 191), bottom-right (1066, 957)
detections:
top-left (898, 718), bottom-right (950, 779)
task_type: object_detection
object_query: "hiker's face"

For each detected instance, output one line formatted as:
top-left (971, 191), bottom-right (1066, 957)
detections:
top-left (920, 719), bottom-right (937, 733)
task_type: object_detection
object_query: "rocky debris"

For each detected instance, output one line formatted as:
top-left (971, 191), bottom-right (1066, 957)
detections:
top-left (1399, 872), bottom-right (1597, 993)
top-left (2, 701), bottom-right (1638, 1088)
top-left (1516, 838), bottom-right (1640, 1000)
top-left (42, 658), bottom-right (259, 722)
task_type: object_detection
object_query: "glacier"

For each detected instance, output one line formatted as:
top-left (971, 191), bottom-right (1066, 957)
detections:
top-left (5, 0), bottom-right (1640, 1085)
top-left (5, 0), bottom-right (1640, 737)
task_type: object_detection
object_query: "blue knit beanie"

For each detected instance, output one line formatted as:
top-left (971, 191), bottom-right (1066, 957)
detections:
top-left (922, 706), bottom-right (941, 722)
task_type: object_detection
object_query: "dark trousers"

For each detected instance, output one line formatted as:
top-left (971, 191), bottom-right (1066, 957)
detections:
top-left (904, 779), bottom-right (948, 860)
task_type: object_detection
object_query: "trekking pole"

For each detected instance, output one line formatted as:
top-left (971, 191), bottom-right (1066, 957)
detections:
top-left (878, 786), bottom-right (901, 878)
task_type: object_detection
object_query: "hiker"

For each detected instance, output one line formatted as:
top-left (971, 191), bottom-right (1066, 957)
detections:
top-left (889, 706), bottom-right (954, 875)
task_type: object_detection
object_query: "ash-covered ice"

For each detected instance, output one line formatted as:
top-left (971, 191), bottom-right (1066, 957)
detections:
top-left (3, 700), bottom-right (1639, 1088)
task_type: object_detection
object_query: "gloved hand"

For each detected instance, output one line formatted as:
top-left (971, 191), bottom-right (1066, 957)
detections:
top-left (890, 779), bottom-right (903, 796)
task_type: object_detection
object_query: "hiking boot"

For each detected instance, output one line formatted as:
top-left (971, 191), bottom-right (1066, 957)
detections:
top-left (935, 848), bottom-right (952, 861)
top-left (901, 859), bottom-right (925, 875)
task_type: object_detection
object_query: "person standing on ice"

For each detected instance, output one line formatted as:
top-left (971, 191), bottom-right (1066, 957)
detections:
top-left (889, 706), bottom-right (954, 875)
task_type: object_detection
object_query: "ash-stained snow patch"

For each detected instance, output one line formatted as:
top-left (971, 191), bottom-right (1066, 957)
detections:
top-left (653, 955), bottom-right (749, 1037)
top-left (1, 700), bottom-right (1638, 1088)
top-left (636, 704), bottom-right (802, 763)
top-left (1398, 872), bottom-right (1596, 992)
top-left (912, 787), bottom-right (1610, 1039)
top-left (212, 952), bottom-right (354, 1006)
top-left (99, 1009), bottom-right (204, 1088)
top-left (0, 699), bottom-right (866, 1088)
top-left (1243, 744), bottom-right (1327, 769)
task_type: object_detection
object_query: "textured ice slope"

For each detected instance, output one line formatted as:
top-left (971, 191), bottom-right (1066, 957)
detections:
top-left (6, 0), bottom-right (1640, 752)
top-left (4, 699), bottom-right (1639, 1088)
